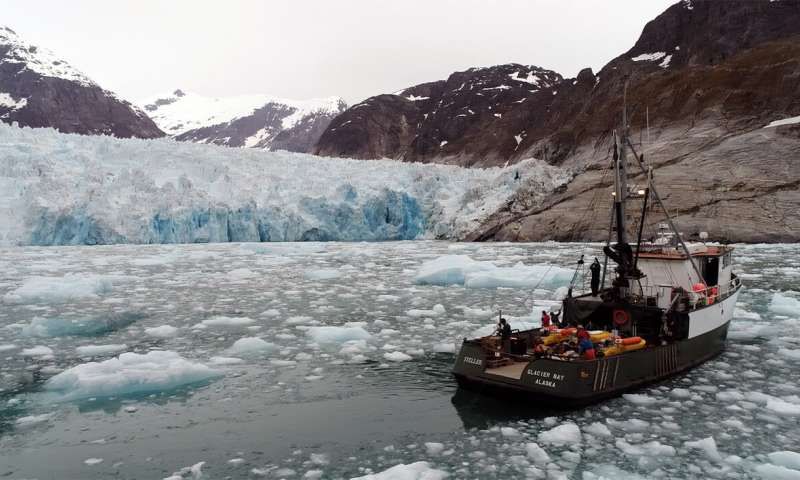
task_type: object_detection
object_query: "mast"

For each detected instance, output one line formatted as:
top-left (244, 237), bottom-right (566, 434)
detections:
top-left (613, 130), bottom-right (628, 246)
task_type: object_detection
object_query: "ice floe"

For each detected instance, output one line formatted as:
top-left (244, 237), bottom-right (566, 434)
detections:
top-left (3, 274), bottom-right (124, 304)
top-left (350, 462), bottom-right (449, 480)
top-left (44, 350), bottom-right (221, 400)
top-left (414, 255), bottom-right (571, 289)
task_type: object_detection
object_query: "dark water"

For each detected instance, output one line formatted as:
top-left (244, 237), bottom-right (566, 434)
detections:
top-left (0, 242), bottom-right (798, 479)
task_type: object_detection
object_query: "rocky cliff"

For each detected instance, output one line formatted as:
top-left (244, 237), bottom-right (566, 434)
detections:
top-left (141, 90), bottom-right (347, 153)
top-left (0, 27), bottom-right (163, 139)
top-left (316, 0), bottom-right (800, 242)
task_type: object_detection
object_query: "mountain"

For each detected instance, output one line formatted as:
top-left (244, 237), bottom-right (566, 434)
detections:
top-left (314, 64), bottom-right (562, 165)
top-left (316, 0), bottom-right (800, 242)
top-left (141, 90), bottom-right (347, 152)
top-left (0, 26), bottom-right (162, 139)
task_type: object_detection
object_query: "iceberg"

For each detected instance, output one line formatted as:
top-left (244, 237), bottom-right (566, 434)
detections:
top-left (44, 350), bottom-right (222, 400)
top-left (20, 312), bottom-right (142, 337)
top-left (3, 274), bottom-right (124, 304)
top-left (0, 123), bottom-right (569, 246)
top-left (306, 326), bottom-right (372, 344)
top-left (414, 255), bottom-right (573, 289)
top-left (350, 462), bottom-right (449, 480)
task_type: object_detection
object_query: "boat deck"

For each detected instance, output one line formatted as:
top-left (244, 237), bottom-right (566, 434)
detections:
top-left (485, 361), bottom-right (527, 379)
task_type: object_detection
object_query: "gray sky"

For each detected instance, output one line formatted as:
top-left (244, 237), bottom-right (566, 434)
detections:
top-left (5, 0), bottom-right (675, 105)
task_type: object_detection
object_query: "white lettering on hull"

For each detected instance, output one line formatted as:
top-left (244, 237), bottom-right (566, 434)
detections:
top-left (526, 369), bottom-right (566, 389)
top-left (463, 356), bottom-right (482, 366)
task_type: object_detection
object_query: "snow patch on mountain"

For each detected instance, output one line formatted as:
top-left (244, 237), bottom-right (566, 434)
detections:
top-left (0, 123), bottom-right (570, 246)
top-left (140, 89), bottom-right (344, 137)
top-left (0, 92), bottom-right (27, 112)
top-left (0, 26), bottom-right (95, 87)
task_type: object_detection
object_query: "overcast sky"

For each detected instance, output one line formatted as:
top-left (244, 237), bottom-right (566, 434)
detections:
top-left (5, 0), bottom-right (675, 105)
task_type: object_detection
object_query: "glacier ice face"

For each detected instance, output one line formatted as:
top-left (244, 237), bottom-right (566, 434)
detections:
top-left (0, 123), bottom-right (570, 246)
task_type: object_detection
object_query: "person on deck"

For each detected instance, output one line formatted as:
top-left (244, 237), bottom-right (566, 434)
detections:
top-left (497, 317), bottom-right (512, 352)
top-left (541, 310), bottom-right (551, 329)
top-left (579, 336), bottom-right (596, 360)
top-left (590, 258), bottom-right (602, 296)
top-left (576, 324), bottom-right (590, 342)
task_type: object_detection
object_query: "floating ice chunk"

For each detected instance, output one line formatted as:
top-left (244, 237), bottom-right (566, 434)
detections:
top-left (414, 255), bottom-right (572, 289)
top-left (753, 463), bottom-right (800, 480)
top-left (583, 465), bottom-right (648, 480)
top-left (525, 442), bottom-right (550, 465)
top-left (432, 343), bottom-right (456, 353)
top-left (228, 268), bottom-right (258, 280)
top-left (227, 458), bottom-right (245, 465)
top-left (306, 326), bottom-right (372, 344)
top-left (15, 413), bottom-right (54, 426)
top-left (606, 418), bottom-right (650, 432)
top-left (350, 461), bottom-right (449, 480)
top-left (384, 351), bottom-right (413, 362)
top-left (45, 350), bottom-right (222, 400)
top-left (145, 325), bottom-right (180, 338)
top-left (414, 255), bottom-right (495, 286)
top-left (623, 393), bottom-right (658, 405)
top-left (425, 442), bottom-right (445, 455)
top-left (669, 388), bottom-right (692, 399)
top-left (84, 458), bottom-right (103, 465)
top-left (0, 343), bottom-right (18, 352)
top-left (21, 313), bottom-right (141, 337)
top-left (407, 304), bottom-right (446, 317)
top-left (464, 262), bottom-right (573, 289)
top-left (769, 452), bottom-right (800, 470)
top-left (195, 316), bottom-right (255, 328)
top-left (615, 439), bottom-right (676, 457)
top-left (501, 427), bottom-right (521, 437)
top-left (582, 422), bottom-right (612, 437)
top-left (684, 436), bottom-right (722, 462)
top-left (76, 344), bottom-right (128, 356)
top-left (228, 337), bottom-right (277, 355)
top-left (210, 356), bottom-right (244, 365)
top-left (21, 345), bottom-right (54, 357)
top-left (537, 423), bottom-right (581, 446)
top-left (304, 269), bottom-right (342, 281)
top-left (766, 398), bottom-right (800, 416)
top-left (770, 293), bottom-right (800, 317)
top-left (778, 348), bottom-right (800, 361)
top-left (164, 461), bottom-right (206, 480)
top-left (3, 274), bottom-right (123, 304)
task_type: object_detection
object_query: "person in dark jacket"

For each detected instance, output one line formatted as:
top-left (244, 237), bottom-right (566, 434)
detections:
top-left (497, 317), bottom-right (512, 352)
top-left (590, 258), bottom-right (602, 296)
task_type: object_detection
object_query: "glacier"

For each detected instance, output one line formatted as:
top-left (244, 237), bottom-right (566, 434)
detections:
top-left (0, 123), bottom-right (570, 246)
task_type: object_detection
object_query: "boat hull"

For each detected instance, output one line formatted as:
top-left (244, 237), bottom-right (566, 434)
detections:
top-left (452, 289), bottom-right (738, 407)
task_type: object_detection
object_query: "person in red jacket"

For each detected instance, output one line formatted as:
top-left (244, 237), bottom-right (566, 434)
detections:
top-left (541, 310), bottom-right (551, 329)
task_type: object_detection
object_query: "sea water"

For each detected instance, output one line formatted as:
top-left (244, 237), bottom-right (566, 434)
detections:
top-left (0, 242), bottom-right (798, 479)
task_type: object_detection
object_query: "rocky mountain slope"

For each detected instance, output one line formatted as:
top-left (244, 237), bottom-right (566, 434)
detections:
top-left (0, 27), bottom-right (162, 139)
top-left (314, 64), bottom-right (562, 164)
top-left (316, 0), bottom-right (800, 242)
top-left (141, 90), bottom-right (346, 152)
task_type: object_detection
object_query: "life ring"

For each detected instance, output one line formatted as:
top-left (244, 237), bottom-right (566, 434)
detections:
top-left (613, 309), bottom-right (630, 327)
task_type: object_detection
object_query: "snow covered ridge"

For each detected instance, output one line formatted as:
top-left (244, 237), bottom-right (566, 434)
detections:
top-left (140, 89), bottom-right (346, 137)
top-left (0, 26), bottom-right (95, 87)
top-left (0, 124), bottom-right (570, 246)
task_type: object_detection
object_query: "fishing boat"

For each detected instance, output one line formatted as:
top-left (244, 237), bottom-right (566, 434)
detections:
top-left (452, 107), bottom-right (743, 406)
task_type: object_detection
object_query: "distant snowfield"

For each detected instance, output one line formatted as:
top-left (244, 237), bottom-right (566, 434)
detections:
top-left (139, 89), bottom-right (344, 137)
top-left (0, 124), bottom-right (570, 246)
